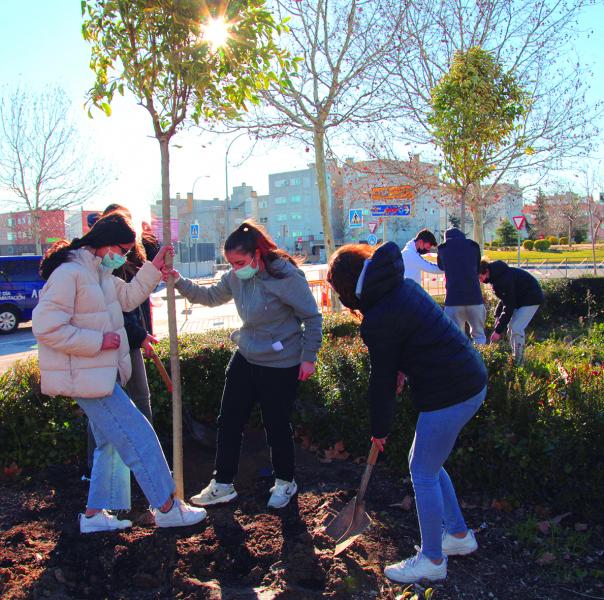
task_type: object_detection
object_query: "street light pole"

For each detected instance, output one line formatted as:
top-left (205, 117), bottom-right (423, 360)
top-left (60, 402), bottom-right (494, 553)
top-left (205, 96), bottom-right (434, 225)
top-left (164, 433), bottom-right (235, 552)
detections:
top-left (224, 133), bottom-right (249, 240)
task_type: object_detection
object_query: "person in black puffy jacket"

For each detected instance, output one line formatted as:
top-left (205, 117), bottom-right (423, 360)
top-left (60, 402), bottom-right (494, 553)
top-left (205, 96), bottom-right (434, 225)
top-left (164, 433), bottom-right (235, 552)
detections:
top-left (327, 242), bottom-right (488, 584)
top-left (479, 259), bottom-right (544, 364)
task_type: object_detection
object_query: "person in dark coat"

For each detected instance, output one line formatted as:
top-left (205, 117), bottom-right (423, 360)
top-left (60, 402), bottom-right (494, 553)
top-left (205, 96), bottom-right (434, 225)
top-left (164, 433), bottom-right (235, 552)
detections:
top-left (437, 228), bottom-right (486, 344)
top-left (479, 259), bottom-right (544, 363)
top-left (327, 241), bottom-right (488, 584)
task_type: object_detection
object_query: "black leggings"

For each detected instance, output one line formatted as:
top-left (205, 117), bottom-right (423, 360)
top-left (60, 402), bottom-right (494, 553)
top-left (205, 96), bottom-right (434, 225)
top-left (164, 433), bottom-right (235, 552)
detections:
top-left (214, 351), bottom-right (299, 483)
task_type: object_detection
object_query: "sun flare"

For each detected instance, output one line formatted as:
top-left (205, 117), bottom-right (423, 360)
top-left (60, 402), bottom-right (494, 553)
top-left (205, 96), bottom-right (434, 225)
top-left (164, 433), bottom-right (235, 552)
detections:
top-left (202, 17), bottom-right (231, 51)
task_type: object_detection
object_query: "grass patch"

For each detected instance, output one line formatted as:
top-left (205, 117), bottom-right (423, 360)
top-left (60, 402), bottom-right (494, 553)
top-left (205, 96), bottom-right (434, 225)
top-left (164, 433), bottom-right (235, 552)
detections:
top-left (485, 246), bottom-right (604, 262)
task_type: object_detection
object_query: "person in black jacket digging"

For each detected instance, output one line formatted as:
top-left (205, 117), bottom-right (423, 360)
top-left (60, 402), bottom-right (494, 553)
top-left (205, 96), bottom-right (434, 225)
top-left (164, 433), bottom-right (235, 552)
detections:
top-left (327, 242), bottom-right (488, 584)
top-left (479, 259), bottom-right (544, 364)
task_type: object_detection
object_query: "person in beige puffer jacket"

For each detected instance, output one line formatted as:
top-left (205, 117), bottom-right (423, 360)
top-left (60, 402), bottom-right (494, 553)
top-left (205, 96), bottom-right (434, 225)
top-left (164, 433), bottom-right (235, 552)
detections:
top-left (33, 211), bottom-right (206, 534)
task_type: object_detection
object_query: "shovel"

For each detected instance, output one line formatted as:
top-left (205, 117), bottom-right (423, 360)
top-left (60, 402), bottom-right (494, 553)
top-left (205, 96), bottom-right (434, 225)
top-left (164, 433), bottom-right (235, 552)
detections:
top-left (148, 346), bottom-right (217, 448)
top-left (324, 440), bottom-right (380, 555)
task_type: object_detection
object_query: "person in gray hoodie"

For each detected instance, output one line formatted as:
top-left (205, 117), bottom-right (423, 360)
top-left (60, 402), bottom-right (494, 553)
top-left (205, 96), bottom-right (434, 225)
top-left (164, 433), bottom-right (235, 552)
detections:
top-left (437, 228), bottom-right (486, 344)
top-left (165, 220), bottom-right (323, 509)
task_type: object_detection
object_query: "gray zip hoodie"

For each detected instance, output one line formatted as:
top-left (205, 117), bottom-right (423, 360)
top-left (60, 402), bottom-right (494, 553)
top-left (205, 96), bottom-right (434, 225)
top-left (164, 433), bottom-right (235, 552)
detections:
top-left (175, 259), bottom-right (322, 368)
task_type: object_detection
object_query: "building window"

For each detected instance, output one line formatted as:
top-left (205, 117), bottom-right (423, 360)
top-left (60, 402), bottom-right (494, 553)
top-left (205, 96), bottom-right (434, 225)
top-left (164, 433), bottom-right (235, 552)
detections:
top-left (290, 195), bottom-right (301, 203)
top-left (276, 214), bottom-right (288, 222)
top-left (7, 218), bottom-right (14, 227)
top-left (274, 196), bottom-right (287, 204)
top-left (260, 217), bottom-right (268, 224)
top-left (258, 200), bottom-right (268, 209)
top-left (274, 178), bottom-right (289, 188)
top-left (290, 177), bottom-right (301, 186)
top-left (7, 232), bottom-right (15, 241)
top-left (291, 213), bottom-right (302, 220)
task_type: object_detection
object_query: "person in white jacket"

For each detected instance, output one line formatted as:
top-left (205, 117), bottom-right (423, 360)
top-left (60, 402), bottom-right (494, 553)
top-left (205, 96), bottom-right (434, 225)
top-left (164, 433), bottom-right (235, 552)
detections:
top-left (401, 229), bottom-right (443, 285)
top-left (33, 211), bottom-right (205, 533)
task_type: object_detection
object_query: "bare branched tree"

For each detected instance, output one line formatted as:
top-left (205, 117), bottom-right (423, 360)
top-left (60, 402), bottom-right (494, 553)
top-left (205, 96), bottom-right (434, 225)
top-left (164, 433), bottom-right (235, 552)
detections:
top-left (0, 86), bottom-right (105, 253)
top-left (227, 0), bottom-right (407, 259)
top-left (367, 0), bottom-right (600, 240)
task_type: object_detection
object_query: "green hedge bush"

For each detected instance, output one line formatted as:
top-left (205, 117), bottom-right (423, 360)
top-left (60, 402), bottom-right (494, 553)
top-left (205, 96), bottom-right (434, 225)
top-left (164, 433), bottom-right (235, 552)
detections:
top-left (1, 290), bottom-right (603, 520)
top-left (547, 236), bottom-right (559, 245)
top-left (522, 239), bottom-right (534, 250)
top-left (559, 236), bottom-right (569, 245)
top-left (534, 239), bottom-right (551, 251)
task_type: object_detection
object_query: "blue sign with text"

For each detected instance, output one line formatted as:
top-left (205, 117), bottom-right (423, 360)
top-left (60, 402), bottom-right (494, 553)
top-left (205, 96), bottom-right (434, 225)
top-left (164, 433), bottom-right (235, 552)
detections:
top-left (370, 203), bottom-right (412, 217)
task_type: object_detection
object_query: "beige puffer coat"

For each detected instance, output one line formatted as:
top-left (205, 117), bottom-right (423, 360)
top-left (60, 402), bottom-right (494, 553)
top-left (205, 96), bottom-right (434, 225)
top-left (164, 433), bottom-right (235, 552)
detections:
top-left (32, 248), bottom-right (161, 398)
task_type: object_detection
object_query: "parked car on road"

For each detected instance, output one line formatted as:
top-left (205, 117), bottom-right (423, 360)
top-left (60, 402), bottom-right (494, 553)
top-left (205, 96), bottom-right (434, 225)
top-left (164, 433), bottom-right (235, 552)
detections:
top-left (0, 255), bottom-right (44, 334)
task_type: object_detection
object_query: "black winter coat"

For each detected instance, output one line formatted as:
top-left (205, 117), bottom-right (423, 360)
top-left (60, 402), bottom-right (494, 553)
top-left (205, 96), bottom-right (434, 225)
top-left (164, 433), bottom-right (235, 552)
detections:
top-left (359, 242), bottom-right (488, 438)
top-left (486, 261), bottom-right (544, 334)
top-left (437, 228), bottom-right (483, 306)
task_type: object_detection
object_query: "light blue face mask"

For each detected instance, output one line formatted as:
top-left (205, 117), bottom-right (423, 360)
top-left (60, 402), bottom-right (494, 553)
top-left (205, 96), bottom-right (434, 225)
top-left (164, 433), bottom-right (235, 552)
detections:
top-left (235, 256), bottom-right (259, 280)
top-left (101, 251), bottom-right (127, 270)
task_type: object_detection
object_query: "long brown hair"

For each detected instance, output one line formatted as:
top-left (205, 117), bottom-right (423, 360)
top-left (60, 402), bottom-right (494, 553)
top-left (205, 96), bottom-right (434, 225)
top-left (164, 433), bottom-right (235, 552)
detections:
top-left (327, 243), bottom-right (374, 310)
top-left (39, 211), bottom-right (136, 280)
top-left (224, 220), bottom-right (301, 279)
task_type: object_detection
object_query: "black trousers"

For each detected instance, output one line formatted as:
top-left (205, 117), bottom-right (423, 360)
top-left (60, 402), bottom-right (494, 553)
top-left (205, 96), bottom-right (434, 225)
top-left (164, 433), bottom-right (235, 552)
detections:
top-left (214, 351), bottom-right (300, 483)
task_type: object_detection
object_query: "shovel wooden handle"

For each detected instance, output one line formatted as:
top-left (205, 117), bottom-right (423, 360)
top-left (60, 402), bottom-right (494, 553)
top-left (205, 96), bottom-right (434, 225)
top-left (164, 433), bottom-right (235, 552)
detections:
top-left (356, 441), bottom-right (380, 503)
top-left (148, 347), bottom-right (173, 392)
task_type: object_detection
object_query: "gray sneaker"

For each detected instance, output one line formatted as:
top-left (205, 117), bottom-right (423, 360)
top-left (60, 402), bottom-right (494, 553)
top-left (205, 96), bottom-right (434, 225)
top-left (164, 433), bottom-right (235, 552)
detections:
top-left (441, 529), bottom-right (478, 556)
top-left (190, 479), bottom-right (238, 507)
top-left (153, 499), bottom-right (207, 528)
top-left (267, 479), bottom-right (297, 509)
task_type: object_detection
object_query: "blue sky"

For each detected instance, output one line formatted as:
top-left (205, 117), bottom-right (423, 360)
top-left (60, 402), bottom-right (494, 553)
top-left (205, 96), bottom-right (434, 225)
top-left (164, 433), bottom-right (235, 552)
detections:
top-left (0, 0), bottom-right (602, 226)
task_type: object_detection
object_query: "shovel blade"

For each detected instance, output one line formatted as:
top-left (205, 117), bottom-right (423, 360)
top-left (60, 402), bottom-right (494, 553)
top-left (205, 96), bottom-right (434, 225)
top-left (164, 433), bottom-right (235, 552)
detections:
top-left (324, 497), bottom-right (357, 540)
top-left (334, 511), bottom-right (372, 555)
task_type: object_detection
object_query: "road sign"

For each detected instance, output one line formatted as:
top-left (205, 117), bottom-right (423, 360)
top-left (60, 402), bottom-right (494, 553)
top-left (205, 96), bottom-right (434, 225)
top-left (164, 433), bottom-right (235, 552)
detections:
top-left (349, 209), bottom-right (363, 228)
top-left (367, 233), bottom-right (378, 246)
top-left (367, 221), bottom-right (378, 234)
top-left (371, 203), bottom-right (412, 217)
top-left (370, 186), bottom-right (414, 201)
top-left (190, 223), bottom-right (199, 239)
top-left (512, 215), bottom-right (526, 230)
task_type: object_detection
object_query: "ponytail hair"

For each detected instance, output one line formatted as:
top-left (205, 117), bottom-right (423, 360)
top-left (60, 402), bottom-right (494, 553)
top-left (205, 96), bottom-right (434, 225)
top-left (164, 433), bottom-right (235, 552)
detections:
top-left (224, 219), bottom-right (302, 279)
top-left (39, 211), bottom-right (136, 280)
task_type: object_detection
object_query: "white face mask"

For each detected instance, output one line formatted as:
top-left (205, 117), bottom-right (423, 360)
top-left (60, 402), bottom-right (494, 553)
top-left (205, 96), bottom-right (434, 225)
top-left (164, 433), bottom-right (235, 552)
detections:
top-left (235, 256), bottom-right (259, 280)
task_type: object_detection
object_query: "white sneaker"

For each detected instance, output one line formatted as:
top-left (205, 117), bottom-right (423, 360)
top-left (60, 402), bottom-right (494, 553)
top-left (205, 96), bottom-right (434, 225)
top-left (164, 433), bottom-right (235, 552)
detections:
top-left (190, 479), bottom-right (238, 507)
top-left (153, 499), bottom-right (207, 528)
top-left (442, 529), bottom-right (478, 556)
top-left (79, 510), bottom-right (132, 534)
top-left (267, 479), bottom-right (297, 509)
top-left (384, 547), bottom-right (447, 583)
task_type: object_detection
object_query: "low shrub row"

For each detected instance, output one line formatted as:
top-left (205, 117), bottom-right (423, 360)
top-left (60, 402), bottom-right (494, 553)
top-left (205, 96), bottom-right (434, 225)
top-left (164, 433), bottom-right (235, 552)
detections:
top-left (1, 283), bottom-right (602, 520)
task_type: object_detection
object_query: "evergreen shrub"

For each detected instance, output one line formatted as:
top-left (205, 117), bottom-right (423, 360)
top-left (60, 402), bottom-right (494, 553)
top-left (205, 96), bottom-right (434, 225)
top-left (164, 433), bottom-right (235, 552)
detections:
top-left (2, 290), bottom-right (603, 519)
top-left (522, 240), bottom-right (534, 250)
top-left (534, 239), bottom-right (551, 251)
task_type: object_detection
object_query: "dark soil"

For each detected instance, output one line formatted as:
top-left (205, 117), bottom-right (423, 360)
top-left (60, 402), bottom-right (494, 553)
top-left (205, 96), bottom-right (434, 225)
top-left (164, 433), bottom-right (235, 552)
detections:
top-left (1, 429), bottom-right (603, 600)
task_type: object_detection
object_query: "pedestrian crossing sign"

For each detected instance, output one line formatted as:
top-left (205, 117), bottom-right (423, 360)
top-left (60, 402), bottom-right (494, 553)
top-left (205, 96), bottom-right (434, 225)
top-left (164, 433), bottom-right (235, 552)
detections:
top-left (349, 209), bottom-right (363, 228)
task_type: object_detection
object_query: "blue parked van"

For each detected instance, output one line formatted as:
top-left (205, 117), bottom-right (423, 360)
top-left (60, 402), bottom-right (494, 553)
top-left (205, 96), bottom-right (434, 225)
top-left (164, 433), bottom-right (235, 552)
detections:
top-left (0, 255), bottom-right (44, 334)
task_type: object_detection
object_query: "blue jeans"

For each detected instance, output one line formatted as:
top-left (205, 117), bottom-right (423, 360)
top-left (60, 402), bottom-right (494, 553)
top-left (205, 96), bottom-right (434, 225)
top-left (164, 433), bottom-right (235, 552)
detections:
top-left (409, 386), bottom-right (486, 560)
top-left (76, 383), bottom-right (175, 510)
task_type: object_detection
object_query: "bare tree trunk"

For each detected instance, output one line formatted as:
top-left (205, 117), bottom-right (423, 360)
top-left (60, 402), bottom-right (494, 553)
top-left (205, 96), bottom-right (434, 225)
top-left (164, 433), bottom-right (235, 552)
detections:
top-left (587, 199), bottom-right (597, 276)
top-left (31, 211), bottom-right (42, 254)
top-left (313, 128), bottom-right (336, 259)
top-left (460, 189), bottom-right (467, 235)
top-left (470, 203), bottom-right (485, 250)
top-left (568, 220), bottom-right (572, 248)
top-left (159, 136), bottom-right (184, 500)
